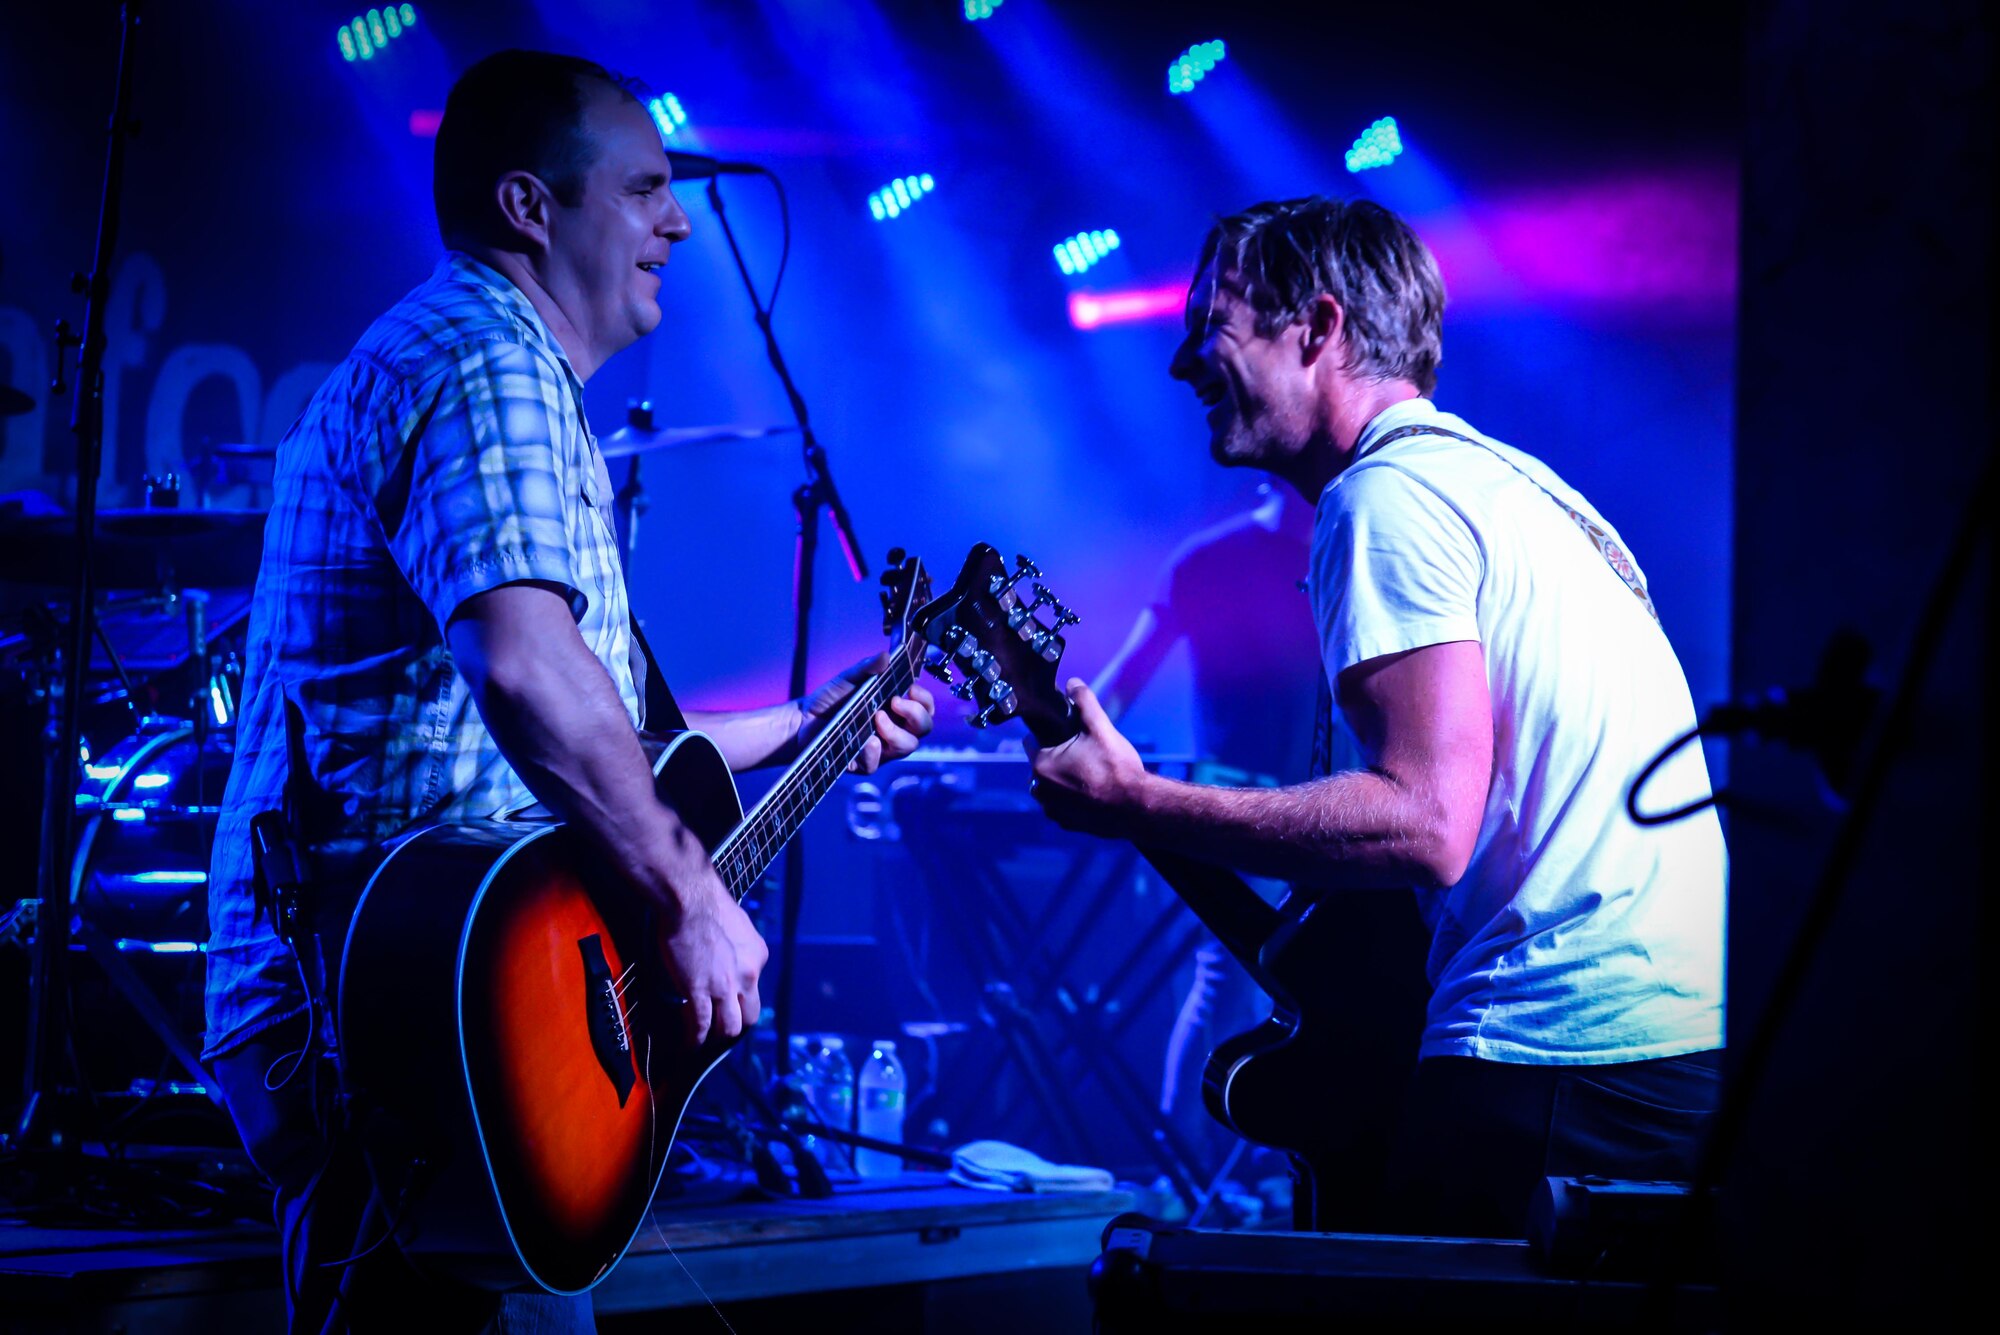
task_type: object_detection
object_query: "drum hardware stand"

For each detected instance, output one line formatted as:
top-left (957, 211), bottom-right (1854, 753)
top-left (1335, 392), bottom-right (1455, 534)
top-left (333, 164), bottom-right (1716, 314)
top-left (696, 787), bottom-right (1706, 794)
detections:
top-left (11, 0), bottom-right (146, 1152)
top-left (703, 170), bottom-right (867, 1081)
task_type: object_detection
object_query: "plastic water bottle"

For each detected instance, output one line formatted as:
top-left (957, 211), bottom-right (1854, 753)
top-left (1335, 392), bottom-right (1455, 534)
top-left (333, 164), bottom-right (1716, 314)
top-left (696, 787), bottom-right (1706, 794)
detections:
top-left (780, 1034), bottom-right (825, 1169)
top-left (855, 1039), bottom-right (907, 1178)
top-left (805, 1035), bottom-right (855, 1172)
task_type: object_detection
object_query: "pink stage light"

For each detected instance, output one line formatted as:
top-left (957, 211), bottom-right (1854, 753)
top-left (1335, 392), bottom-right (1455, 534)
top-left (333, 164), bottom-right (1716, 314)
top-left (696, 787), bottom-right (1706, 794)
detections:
top-left (408, 108), bottom-right (443, 137)
top-left (1068, 284), bottom-right (1186, 330)
top-left (1065, 165), bottom-right (1735, 330)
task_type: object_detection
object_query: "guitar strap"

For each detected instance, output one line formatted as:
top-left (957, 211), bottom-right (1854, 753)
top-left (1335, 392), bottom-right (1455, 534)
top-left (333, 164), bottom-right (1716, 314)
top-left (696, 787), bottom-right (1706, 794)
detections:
top-left (628, 614), bottom-right (689, 733)
top-left (1311, 421), bottom-right (1664, 775)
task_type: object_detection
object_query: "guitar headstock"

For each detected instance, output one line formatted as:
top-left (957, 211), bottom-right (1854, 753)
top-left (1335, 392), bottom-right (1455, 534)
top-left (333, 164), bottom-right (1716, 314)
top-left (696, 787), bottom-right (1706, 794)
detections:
top-left (878, 547), bottom-right (933, 649)
top-left (912, 543), bottom-right (1081, 746)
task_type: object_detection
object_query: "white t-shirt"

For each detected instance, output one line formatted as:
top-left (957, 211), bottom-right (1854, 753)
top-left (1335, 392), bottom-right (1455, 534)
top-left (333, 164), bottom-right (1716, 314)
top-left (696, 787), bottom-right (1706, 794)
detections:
top-left (1309, 399), bottom-right (1725, 1065)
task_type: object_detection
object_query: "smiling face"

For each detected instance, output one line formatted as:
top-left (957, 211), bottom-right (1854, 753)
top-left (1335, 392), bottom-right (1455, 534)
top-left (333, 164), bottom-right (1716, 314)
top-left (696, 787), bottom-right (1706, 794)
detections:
top-left (542, 82), bottom-right (692, 368)
top-left (1168, 259), bottom-right (1321, 473)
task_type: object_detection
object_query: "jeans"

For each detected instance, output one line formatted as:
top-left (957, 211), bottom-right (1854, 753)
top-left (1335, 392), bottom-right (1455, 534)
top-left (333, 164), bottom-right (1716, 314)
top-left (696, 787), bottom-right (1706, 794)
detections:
top-left (1381, 1050), bottom-right (1722, 1239)
top-left (211, 1016), bottom-right (596, 1334)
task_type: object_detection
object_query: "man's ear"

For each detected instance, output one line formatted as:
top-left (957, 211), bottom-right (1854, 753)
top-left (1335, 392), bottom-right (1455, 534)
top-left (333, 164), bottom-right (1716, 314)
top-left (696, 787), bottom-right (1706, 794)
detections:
top-left (493, 170), bottom-right (555, 252)
top-left (1301, 292), bottom-right (1345, 367)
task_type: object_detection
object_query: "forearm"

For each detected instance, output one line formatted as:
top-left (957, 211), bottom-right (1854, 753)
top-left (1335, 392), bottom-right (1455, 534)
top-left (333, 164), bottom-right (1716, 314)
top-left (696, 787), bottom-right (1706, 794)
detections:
top-left (683, 702), bottom-right (805, 772)
top-left (467, 637), bottom-right (710, 915)
top-left (1122, 768), bottom-right (1465, 890)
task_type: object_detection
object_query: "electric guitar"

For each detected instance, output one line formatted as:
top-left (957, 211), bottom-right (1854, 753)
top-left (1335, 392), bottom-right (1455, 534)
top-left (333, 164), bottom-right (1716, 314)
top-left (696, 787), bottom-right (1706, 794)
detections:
top-left (924, 543), bottom-right (1427, 1230)
top-left (338, 551), bottom-right (945, 1294)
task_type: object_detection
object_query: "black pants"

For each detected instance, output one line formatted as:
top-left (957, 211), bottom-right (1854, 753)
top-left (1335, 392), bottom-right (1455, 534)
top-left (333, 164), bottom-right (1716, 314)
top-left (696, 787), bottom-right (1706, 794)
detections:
top-left (211, 1016), bottom-right (595, 1334)
top-left (1380, 1050), bottom-right (1721, 1239)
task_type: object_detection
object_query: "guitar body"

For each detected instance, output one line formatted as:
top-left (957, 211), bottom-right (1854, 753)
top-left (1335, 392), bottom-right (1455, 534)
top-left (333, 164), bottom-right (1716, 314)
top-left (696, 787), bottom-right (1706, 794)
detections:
top-left (339, 730), bottom-right (746, 1294)
top-left (919, 542), bottom-right (1434, 1233)
top-left (1200, 892), bottom-right (1431, 1231)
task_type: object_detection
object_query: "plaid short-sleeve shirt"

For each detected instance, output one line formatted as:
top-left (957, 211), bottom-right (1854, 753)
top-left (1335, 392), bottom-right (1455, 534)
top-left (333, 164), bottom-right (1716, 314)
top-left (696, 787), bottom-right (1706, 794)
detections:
top-left (203, 253), bottom-right (638, 1059)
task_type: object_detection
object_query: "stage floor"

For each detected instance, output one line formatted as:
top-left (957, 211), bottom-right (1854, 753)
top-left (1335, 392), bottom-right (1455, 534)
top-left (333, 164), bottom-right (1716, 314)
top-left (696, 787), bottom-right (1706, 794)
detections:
top-left (0, 1173), bottom-right (1132, 1333)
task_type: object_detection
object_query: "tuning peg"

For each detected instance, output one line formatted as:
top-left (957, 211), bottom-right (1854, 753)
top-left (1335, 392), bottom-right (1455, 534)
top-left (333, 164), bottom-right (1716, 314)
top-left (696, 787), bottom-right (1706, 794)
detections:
top-left (924, 660), bottom-right (955, 684)
top-left (951, 678), bottom-right (979, 701)
top-left (973, 694), bottom-right (1018, 727)
top-left (1013, 555), bottom-right (1042, 579)
top-left (1052, 607), bottom-right (1080, 629)
top-left (1031, 630), bottom-right (1067, 662)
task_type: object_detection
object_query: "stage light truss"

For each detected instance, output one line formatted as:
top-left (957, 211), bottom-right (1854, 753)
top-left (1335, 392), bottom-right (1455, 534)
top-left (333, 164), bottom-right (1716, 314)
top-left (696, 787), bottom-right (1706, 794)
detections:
top-left (337, 6), bottom-right (417, 63)
top-left (1168, 40), bottom-right (1226, 95)
top-left (869, 174), bottom-right (936, 221)
top-left (1054, 229), bottom-right (1122, 276)
top-left (1345, 116), bottom-right (1404, 172)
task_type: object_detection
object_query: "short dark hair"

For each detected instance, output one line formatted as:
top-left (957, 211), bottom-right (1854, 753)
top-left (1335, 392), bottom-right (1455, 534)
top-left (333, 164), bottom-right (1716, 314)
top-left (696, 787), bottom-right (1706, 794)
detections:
top-left (1196, 197), bottom-right (1446, 396)
top-left (432, 50), bottom-right (640, 246)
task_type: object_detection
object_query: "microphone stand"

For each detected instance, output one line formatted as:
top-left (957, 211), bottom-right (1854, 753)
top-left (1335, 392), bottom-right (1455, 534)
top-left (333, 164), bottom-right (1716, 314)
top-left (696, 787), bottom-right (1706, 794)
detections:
top-left (704, 174), bottom-right (866, 1079)
top-left (14, 0), bottom-right (144, 1148)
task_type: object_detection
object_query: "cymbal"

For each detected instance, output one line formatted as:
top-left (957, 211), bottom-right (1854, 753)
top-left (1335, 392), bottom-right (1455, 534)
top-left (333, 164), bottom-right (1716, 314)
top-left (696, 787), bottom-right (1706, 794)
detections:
top-left (598, 422), bottom-right (799, 460)
top-left (206, 428), bottom-right (801, 463)
top-left (0, 508), bottom-right (267, 590)
top-left (1, 382), bottom-right (32, 418)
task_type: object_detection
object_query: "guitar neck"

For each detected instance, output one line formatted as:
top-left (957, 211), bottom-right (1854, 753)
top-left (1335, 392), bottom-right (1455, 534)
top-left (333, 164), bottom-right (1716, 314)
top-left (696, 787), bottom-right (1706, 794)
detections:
top-left (1025, 701), bottom-right (1284, 989)
top-left (710, 644), bottom-right (918, 901)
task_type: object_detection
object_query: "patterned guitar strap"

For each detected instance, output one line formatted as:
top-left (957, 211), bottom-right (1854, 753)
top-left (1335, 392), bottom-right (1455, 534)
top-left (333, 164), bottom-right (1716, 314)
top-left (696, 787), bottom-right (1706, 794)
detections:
top-left (1310, 423), bottom-right (1660, 777)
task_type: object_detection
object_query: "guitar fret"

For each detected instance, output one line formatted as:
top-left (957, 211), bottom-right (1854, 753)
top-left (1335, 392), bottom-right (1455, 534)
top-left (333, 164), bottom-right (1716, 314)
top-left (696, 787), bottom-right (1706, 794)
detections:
top-left (716, 649), bottom-right (916, 901)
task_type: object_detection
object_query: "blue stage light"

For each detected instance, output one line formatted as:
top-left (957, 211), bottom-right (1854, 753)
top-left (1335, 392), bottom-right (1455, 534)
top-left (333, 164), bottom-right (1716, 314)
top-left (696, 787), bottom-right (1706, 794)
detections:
top-left (647, 93), bottom-right (690, 143)
top-left (869, 173), bottom-right (936, 221)
top-left (1053, 228), bottom-right (1121, 276)
top-left (1167, 40), bottom-right (1226, 95)
top-left (1345, 116), bottom-right (1404, 172)
top-left (964, 0), bottom-right (1004, 19)
top-left (339, 6), bottom-right (417, 63)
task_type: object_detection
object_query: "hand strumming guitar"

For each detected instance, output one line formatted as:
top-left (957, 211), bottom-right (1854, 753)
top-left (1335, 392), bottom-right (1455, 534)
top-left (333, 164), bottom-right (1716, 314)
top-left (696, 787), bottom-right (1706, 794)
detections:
top-left (651, 835), bottom-right (769, 1048)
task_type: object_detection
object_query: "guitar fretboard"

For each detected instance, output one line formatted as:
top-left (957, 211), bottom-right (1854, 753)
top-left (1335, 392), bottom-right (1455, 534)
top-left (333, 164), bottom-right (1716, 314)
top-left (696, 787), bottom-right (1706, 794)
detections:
top-left (711, 641), bottom-right (920, 901)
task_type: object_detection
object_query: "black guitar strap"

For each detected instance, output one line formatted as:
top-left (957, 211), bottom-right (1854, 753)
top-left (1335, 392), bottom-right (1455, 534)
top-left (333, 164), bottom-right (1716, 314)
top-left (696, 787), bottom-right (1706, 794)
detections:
top-left (628, 614), bottom-right (688, 733)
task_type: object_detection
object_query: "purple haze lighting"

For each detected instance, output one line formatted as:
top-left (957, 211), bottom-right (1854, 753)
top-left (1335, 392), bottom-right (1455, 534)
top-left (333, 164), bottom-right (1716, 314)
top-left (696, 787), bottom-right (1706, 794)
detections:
top-left (1417, 165), bottom-right (1738, 316)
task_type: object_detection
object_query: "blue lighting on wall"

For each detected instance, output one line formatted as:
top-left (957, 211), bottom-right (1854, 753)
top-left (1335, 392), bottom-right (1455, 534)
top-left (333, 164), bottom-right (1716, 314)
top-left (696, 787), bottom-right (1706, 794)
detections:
top-left (1054, 229), bottom-right (1122, 276)
top-left (338, 6), bottom-right (417, 63)
top-left (1168, 40), bottom-right (1226, 95)
top-left (964, 0), bottom-right (1004, 20)
top-left (1345, 116), bottom-right (1404, 172)
top-left (647, 94), bottom-right (689, 143)
top-left (869, 174), bottom-right (936, 221)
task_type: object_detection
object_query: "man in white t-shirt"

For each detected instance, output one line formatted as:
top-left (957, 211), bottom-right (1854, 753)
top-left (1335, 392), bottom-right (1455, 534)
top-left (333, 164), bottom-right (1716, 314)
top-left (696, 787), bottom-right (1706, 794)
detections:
top-left (1029, 195), bottom-right (1725, 1237)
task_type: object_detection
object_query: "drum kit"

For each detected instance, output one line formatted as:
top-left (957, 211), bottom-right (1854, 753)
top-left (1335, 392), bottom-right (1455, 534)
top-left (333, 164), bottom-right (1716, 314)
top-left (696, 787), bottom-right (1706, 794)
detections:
top-left (0, 500), bottom-right (260, 1121)
top-left (0, 415), bottom-right (794, 1133)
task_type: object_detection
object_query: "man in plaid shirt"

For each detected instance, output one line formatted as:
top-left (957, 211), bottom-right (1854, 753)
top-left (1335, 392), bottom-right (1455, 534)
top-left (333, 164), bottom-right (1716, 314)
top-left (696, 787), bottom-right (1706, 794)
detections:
top-left (205, 51), bottom-right (933, 1332)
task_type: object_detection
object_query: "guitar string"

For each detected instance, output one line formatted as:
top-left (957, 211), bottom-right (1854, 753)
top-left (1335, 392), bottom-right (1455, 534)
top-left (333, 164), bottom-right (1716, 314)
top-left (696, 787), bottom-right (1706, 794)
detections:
top-left (713, 641), bottom-right (920, 898)
top-left (731, 641), bottom-right (914, 855)
top-left (622, 626), bottom-right (917, 1332)
top-left (734, 646), bottom-right (914, 874)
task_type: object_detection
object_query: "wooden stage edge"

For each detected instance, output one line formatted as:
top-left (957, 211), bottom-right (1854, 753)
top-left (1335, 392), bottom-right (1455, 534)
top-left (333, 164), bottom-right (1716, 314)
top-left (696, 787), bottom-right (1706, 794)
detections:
top-left (0, 1174), bottom-right (1133, 1331)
